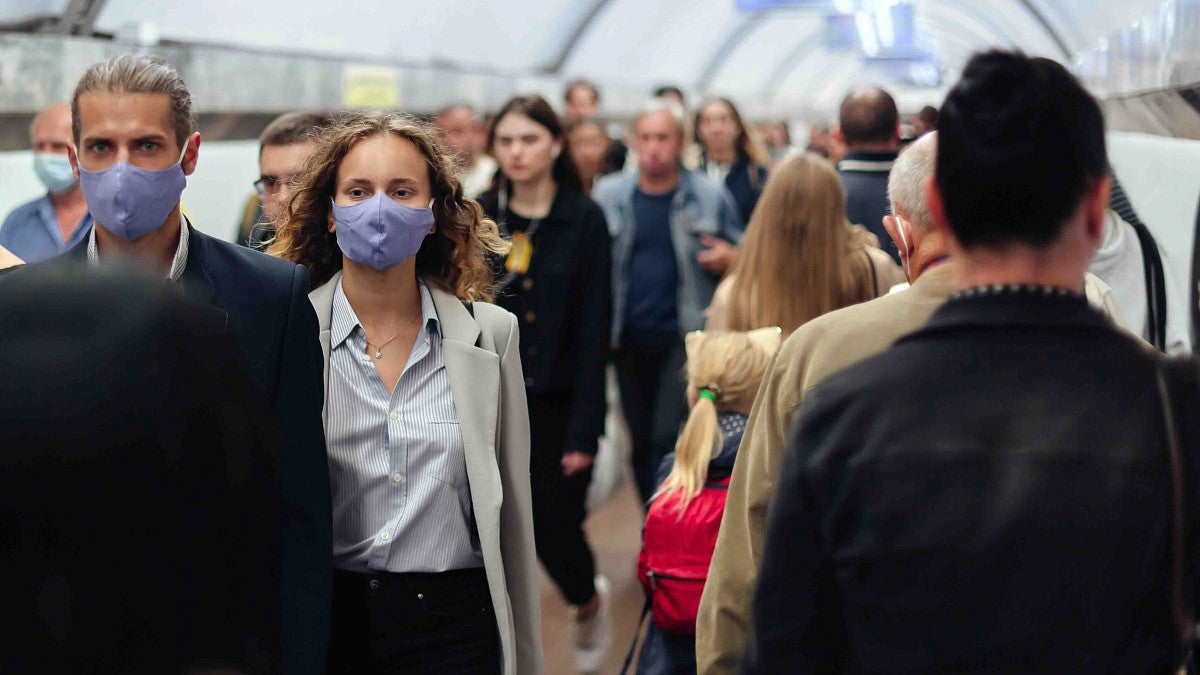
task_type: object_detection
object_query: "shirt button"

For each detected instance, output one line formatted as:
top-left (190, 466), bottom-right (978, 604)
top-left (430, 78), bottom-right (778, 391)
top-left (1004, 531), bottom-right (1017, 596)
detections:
top-left (368, 579), bottom-right (380, 591)
top-left (522, 278), bottom-right (534, 290)
top-left (524, 376), bottom-right (534, 386)
top-left (525, 311), bottom-right (536, 323)
top-left (389, 411), bottom-right (398, 420)
top-left (392, 472), bottom-right (403, 483)
top-left (380, 532), bottom-right (390, 542)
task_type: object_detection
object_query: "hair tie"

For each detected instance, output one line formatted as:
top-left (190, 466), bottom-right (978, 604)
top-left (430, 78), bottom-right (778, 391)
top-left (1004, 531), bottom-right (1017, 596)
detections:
top-left (699, 383), bottom-right (722, 402)
top-left (698, 389), bottom-right (717, 403)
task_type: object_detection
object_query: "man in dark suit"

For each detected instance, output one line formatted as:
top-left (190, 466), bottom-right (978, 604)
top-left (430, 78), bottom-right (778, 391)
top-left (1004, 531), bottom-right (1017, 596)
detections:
top-left (30, 53), bottom-right (332, 673)
top-left (0, 264), bottom-right (280, 672)
top-left (742, 50), bottom-right (1199, 673)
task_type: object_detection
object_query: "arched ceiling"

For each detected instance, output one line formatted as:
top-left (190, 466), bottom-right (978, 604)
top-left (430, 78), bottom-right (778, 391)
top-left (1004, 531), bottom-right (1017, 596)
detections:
top-left (0, 0), bottom-right (1179, 117)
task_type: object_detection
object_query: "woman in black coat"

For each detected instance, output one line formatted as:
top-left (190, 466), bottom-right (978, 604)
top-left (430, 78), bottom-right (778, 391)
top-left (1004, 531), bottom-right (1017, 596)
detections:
top-left (477, 95), bottom-right (615, 672)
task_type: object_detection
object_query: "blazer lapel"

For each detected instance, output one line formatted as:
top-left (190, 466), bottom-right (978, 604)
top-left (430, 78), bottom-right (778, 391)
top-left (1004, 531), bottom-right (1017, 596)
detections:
top-left (177, 228), bottom-right (228, 329)
top-left (430, 287), bottom-right (503, 520)
top-left (307, 270), bottom-right (340, 425)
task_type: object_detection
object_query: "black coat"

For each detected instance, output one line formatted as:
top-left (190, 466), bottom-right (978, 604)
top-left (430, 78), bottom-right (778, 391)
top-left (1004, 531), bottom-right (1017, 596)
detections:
top-left (0, 264), bottom-right (281, 672)
top-left (743, 287), bottom-right (1197, 674)
top-left (701, 155), bottom-right (768, 226)
top-left (52, 227), bottom-right (333, 674)
top-left (478, 188), bottom-right (612, 456)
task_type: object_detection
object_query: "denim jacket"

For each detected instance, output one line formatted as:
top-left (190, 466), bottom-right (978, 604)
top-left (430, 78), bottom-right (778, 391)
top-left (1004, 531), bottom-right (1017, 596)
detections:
top-left (593, 169), bottom-right (744, 348)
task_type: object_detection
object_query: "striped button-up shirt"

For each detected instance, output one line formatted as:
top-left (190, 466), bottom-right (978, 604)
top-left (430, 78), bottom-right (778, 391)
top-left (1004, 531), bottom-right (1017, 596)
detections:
top-left (326, 279), bottom-right (483, 573)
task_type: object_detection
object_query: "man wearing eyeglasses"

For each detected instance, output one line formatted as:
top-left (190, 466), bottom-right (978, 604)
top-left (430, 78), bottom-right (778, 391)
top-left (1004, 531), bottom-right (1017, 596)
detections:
top-left (238, 112), bottom-right (332, 249)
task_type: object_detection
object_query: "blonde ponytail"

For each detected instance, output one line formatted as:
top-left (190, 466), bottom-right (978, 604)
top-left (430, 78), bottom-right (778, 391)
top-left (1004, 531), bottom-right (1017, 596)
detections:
top-left (654, 328), bottom-right (782, 515)
top-left (656, 390), bottom-right (721, 514)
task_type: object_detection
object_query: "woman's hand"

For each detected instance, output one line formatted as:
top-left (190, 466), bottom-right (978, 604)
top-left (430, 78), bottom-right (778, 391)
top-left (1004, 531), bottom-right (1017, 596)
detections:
top-left (561, 451), bottom-right (594, 477)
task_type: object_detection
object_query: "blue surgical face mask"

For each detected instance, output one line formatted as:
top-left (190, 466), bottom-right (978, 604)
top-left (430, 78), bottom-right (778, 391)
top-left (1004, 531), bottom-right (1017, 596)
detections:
top-left (33, 153), bottom-right (78, 194)
top-left (78, 144), bottom-right (188, 241)
top-left (331, 193), bottom-right (435, 271)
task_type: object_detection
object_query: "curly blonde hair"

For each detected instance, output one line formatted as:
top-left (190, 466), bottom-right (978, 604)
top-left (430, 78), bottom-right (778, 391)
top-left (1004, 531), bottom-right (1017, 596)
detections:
top-left (267, 110), bottom-right (509, 299)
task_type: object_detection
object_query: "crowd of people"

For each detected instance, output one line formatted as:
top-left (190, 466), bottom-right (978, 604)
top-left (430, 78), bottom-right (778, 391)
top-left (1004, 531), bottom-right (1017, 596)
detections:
top-left (0, 45), bottom-right (1196, 675)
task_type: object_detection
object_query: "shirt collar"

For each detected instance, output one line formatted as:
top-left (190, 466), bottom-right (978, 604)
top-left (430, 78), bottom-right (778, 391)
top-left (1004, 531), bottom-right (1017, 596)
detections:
top-left (86, 215), bottom-right (190, 283)
top-left (330, 276), bottom-right (440, 351)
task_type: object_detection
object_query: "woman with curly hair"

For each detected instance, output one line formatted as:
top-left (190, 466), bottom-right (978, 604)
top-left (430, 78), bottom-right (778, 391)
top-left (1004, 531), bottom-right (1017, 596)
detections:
top-left (269, 110), bottom-right (541, 675)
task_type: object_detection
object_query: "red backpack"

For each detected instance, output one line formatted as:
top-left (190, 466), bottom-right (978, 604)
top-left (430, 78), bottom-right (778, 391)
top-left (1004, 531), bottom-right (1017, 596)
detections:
top-left (636, 476), bottom-right (730, 635)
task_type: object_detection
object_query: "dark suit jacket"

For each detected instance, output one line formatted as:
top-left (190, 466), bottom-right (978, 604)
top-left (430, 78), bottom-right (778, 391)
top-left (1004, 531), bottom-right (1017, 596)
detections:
top-left (56, 226), bottom-right (333, 674)
top-left (743, 288), bottom-right (1195, 674)
top-left (0, 264), bottom-right (281, 673)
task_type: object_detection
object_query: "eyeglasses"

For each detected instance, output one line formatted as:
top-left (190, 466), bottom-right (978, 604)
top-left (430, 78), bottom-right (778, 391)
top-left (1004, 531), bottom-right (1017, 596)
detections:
top-left (253, 175), bottom-right (284, 196)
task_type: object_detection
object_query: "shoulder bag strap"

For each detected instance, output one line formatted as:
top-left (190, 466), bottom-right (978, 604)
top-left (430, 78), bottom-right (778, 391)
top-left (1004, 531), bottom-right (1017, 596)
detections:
top-left (1157, 357), bottom-right (1195, 651)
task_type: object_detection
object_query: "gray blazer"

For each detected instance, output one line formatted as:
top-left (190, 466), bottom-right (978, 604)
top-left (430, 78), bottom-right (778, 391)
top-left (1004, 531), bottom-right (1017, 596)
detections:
top-left (310, 271), bottom-right (542, 675)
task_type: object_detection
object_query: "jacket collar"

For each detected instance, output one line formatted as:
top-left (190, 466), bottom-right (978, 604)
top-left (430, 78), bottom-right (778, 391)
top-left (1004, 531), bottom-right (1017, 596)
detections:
top-left (908, 281), bottom-right (1111, 340)
top-left (837, 150), bottom-right (898, 173)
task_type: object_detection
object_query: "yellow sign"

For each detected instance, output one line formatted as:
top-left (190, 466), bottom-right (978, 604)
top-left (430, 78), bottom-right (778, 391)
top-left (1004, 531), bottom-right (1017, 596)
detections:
top-left (343, 66), bottom-right (400, 108)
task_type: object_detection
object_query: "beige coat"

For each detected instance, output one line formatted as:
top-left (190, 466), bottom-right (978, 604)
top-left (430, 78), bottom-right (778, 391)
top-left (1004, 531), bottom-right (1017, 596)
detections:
top-left (310, 271), bottom-right (542, 675)
top-left (696, 263), bottom-right (1134, 673)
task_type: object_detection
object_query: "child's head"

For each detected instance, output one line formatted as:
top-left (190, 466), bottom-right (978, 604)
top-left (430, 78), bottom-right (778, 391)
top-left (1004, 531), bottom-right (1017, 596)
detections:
top-left (660, 327), bottom-right (781, 510)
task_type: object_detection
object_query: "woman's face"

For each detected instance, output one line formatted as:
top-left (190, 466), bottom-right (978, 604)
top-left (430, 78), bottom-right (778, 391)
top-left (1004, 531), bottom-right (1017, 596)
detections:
top-left (492, 112), bottom-right (560, 185)
top-left (697, 101), bottom-right (739, 156)
top-left (568, 122), bottom-right (610, 173)
top-left (328, 133), bottom-right (432, 228)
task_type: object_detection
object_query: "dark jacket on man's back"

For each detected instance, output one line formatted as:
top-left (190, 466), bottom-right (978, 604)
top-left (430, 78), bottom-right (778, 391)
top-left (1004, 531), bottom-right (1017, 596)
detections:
top-left (53, 227), bottom-right (333, 674)
top-left (838, 150), bottom-right (899, 264)
top-left (743, 286), bottom-right (1195, 674)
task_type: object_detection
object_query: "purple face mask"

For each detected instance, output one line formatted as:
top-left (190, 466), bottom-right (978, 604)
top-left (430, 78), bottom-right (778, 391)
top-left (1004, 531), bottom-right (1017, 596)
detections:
top-left (78, 144), bottom-right (188, 241)
top-left (332, 193), bottom-right (435, 271)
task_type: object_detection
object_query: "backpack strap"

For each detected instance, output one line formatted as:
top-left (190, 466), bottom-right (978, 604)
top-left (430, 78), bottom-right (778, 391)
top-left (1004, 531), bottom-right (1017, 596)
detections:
top-left (618, 598), bottom-right (652, 675)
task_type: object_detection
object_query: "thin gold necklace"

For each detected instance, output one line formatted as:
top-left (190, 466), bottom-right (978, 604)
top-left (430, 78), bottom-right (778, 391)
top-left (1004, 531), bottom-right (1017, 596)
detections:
top-left (364, 310), bottom-right (421, 359)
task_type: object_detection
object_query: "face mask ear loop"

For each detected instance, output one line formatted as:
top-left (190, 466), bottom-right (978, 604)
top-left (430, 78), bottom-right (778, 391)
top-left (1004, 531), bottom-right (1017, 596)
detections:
top-left (896, 216), bottom-right (912, 280)
top-left (177, 138), bottom-right (190, 166)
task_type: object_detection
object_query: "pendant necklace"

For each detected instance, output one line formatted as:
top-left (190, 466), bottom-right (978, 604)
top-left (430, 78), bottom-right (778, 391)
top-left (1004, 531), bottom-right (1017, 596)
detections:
top-left (365, 310), bottom-right (421, 359)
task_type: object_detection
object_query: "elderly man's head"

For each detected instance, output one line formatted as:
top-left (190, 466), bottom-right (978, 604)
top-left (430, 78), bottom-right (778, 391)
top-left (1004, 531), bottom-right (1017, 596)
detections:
top-left (884, 132), bottom-right (942, 282)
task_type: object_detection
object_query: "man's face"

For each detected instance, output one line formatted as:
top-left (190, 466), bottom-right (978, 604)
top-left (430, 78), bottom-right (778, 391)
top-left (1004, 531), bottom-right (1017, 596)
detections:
top-left (259, 141), bottom-right (313, 222)
top-left (72, 91), bottom-right (194, 174)
top-left (635, 110), bottom-right (682, 177)
top-left (31, 105), bottom-right (73, 156)
top-left (565, 87), bottom-right (598, 123)
top-left (434, 107), bottom-right (475, 163)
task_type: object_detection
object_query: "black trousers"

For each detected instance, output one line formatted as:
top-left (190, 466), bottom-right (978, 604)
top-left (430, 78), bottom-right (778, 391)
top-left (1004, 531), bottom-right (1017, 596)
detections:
top-left (327, 568), bottom-right (500, 675)
top-left (615, 335), bottom-right (689, 504)
top-left (528, 392), bottom-right (598, 606)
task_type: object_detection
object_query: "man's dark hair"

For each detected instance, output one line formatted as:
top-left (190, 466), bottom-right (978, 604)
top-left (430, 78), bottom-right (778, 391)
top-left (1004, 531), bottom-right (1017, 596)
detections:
top-left (565, 79), bottom-right (600, 105)
top-left (838, 87), bottom-right (899, 146)
top-left (936, 50), bottom-right (1107, 249)
top-left (916, 105), bottom-right (938, 130)
top-left (654, 85), bottom-right (685, 105)
top-left (259, 111), bottom-right (332, 150)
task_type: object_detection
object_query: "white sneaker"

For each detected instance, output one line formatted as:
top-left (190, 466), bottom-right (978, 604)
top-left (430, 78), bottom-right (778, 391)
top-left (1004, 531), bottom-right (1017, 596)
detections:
top-left (573, 574), bottom-right (612, 674)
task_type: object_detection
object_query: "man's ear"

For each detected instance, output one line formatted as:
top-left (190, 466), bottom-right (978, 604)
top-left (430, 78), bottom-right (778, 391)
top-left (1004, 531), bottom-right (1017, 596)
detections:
top-left (181, 132), bottom-right (201, 176)
top-left (833, 125), bottom-right (846, 145)
top-left (882, 215), bottom-right (907, 258)
top-left (67, 143), bottom-right (80, 179)
top-left (1085, 175), bottom-right (1113, 242)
